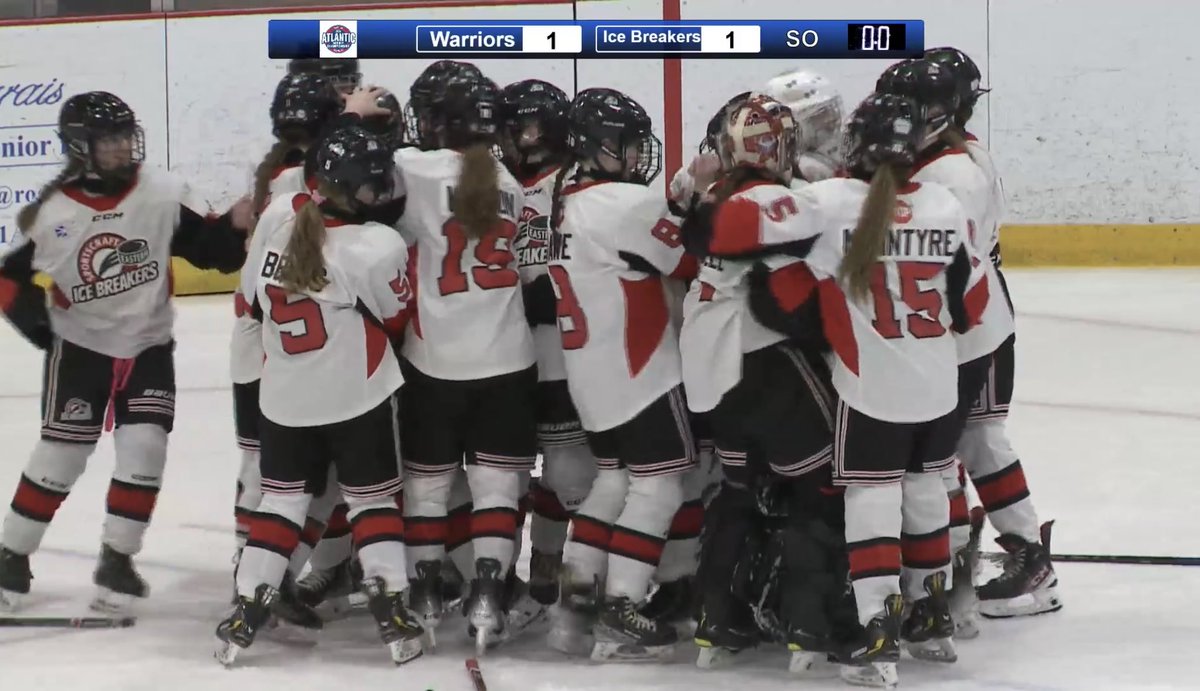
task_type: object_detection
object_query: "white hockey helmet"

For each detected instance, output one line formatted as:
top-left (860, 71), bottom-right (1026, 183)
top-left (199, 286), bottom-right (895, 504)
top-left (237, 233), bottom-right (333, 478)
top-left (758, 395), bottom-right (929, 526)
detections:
top-left (761, 69), bottom-right (844, 163)
top-left (718, 94), bottom-right (797, 182)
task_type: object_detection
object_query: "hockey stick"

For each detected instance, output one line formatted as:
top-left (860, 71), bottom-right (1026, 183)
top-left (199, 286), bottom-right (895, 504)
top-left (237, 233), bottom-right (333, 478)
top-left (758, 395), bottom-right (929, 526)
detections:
top-left (0, 615), bottom-right (136, 628)
top-left (983, 551), bottom-right (1200, 567)
top-left (465, 658), bottom-right (488, 691)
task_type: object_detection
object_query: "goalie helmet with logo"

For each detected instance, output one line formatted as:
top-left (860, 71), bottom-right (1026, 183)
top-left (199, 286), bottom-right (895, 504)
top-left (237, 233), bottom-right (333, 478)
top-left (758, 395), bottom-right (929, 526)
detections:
top-left (717, 94), bottom-right (798, 184)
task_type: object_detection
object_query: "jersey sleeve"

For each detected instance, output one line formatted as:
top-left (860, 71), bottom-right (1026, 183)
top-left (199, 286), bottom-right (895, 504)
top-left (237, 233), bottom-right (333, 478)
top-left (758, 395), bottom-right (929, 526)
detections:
top-left (353, 229), bottom-right (414, 340)
top-left (946, 219), bottom-right (991, 334)
top-left (608, 191), bottom-right (699, 280)
top-left (746, 256), bottom-right (826, 347)
top-left (706, 185), bottom-right (825, 259)
top-left (0, 236), bottom-right (52, 350)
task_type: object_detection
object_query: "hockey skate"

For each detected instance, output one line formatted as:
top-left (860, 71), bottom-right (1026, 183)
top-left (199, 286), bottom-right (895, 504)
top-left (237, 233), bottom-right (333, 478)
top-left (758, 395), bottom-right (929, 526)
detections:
top-left (693, 607), bottom-right (758, 669)
top-left (591, 596), bottom-right (679, 662)
top-left (838, 594), bottom-right (903, 689)
top-left (547, 578), bottom-right (599, 656)
top-left (0, 546), bottom-right (31, 612)
top-left (978, 521), bottom-right (1062, 618)
top-left (465, 558), bottom-right (507, 656)
top-left (91, 544), bottom-right (148, 614)
top-left (296, 558), bottom-right (359, 618)
top-left (902, 572), bottom-right (957, 663)
top-left (948, 507), bottom-right (985, 639)
top-left (362, 576), bottom-right (424, 665)
top-left (407, 560), bottom-right (444, 648)
top-left (786, 629), bottom-right (840, 678)
top-left (215, 584), bottom-right (278, 666)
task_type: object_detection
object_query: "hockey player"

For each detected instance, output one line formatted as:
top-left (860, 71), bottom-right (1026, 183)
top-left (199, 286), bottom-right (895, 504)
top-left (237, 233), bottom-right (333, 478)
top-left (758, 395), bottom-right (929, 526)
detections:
top-left (0, 91), bottom-right (250, 613)
top-left (759, 69), bottom-right (844, 182)
top-left (546, 88), bottom-right (699, 662)
top-left (395, 71), bottom-right (537, 654)
top-left (923, 46), bottom-right (1062, 620)
top-left (698, 93), bottom-right (991, 687)
top-left (217, 127), bottom-right (422, 667)
top-left (679, 94), bottom-right (854, 674)
top-left (404, 60), bottom-right (485, 149)
top-left (497, 78), bottom-right (597, 621)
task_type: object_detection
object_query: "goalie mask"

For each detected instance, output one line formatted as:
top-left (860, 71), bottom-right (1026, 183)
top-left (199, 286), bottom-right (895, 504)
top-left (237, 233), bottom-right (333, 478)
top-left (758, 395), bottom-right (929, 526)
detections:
top-left (718, 94), bottom-right (798, 183)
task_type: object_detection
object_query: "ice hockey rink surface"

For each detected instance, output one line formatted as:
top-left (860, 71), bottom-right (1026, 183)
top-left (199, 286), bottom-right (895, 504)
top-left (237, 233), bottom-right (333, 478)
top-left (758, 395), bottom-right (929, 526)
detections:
top-left (1, 268), bottom-right (1197, 691)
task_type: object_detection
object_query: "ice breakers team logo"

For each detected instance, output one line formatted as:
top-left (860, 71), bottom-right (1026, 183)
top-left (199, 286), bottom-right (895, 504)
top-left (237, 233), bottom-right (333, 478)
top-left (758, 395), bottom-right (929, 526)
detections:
top-left (319, 20), bottom-right (358, 58)
top-left (73, 233), bottom-right (160, 304)
top-left (516, 206), bottom-right (551, 268)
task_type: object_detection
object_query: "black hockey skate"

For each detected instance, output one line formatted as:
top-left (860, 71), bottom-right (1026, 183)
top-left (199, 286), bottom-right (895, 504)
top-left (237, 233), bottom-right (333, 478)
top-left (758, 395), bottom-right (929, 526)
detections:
top-left (408, 559), bottom-right (444, 647)
top-left (640, 576), bottom-right (697, 624)
top-left (215, 583), bottom-right (278, 667)
top-left (902, 571), bottom-right (957, 663)
top-left (527, 549), bottom-right (561, 606)
top-left (263, 572), bottom-right (323, 641)
top-left (296, 558), bottom-right (359, 615)
top-left (91, 544), bottom-right (148, 613)
top-left (978, 521), bottom-right (1062, 618)
top-left (838, 594), bottom-right (903, 689)
top-left (592, 596), bottom-right (679, 662)
top-left (362, 576), bottom-right (424, 665)
top-left (0, 546), bottom-right (31, 611)
top-left (464, 558), bottom-right (507, 655)
top-left (694, 606), bottom-right (759, 669)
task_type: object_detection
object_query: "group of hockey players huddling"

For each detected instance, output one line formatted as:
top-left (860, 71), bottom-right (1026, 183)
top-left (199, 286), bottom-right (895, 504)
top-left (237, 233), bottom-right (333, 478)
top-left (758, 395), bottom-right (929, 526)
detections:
top-left (0, 45), bottom-right (1063, 688)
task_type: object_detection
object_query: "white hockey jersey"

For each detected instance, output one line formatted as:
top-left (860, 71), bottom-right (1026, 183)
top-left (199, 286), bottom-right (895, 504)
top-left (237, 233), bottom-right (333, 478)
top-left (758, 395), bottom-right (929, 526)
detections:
top-left (707, 178), bottom-right (990, 423)
top-left (395, 147), bottom-right (534, 381)
top-left (549, 180), bottom-right (698, 432)
top-left (681, 184), bottom-right (807, 413)
top-left (15, 167), bottom-right (244, 359)
top-left (912, 147), bottom-right (1013, 364)
top-left (231, 165), bottom-right (310, 384)
top-left (513, 166), bottom-right (566, 382)
top-left (243, 193), bottom-right (411, 427)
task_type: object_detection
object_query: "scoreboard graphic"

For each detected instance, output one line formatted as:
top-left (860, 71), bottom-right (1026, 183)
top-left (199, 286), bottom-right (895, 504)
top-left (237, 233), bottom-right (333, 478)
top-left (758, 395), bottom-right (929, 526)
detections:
top-left (269, 20), bottom-right (925, 60)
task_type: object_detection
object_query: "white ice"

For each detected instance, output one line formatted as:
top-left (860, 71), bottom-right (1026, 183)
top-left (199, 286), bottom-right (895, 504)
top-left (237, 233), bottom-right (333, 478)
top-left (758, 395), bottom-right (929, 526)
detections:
top-left (1, 268), bottom-right (1198, 690)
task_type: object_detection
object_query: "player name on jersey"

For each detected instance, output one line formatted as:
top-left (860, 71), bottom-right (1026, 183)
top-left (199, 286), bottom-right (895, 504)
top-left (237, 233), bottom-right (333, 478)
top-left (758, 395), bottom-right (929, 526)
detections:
top-left (267, 20), bottom-right (925, 59)
top-left (846, 226), bottom-right (961, 258)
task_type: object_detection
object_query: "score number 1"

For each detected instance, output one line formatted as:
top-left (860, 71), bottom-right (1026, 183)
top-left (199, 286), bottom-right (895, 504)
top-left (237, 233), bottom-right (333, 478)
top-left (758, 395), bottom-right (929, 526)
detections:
top-left (700, 25), bottom-right (761, 54)
top-left (521, 25), bottom-right (583, 53)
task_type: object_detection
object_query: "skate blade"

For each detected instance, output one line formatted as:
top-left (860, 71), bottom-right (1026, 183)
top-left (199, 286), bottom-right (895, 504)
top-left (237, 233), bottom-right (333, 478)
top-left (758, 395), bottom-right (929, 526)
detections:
top-left (214, 640), bottom-right (242, 668)
top-left (839, 662), bottom-right (899, 689)
top-left (387, 637), bottom-right (424, 666)
top-left (590, 639), bottom-right (675, 663)
top-left (89, 587), bottom-right (139, 615)
top-left (904, 637), bottom-right (958, 663)
top-left (695, 643), bottom-right (741, 669)
top-left (979, 586), bottom-right (1063, 619)
top-left (0, 588), bottom-right (26, 613)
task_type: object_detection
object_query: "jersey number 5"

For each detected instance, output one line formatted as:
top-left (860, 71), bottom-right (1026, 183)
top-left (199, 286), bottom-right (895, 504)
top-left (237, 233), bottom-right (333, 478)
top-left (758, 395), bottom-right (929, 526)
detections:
top-left (870, 262), bottom-right (946, 340)
top-left (437, 218), bottom-right (520, 296)
top-left (547, 265), bottom-right (588, 350)
top-left (265, 284), bottom-right (328, 354)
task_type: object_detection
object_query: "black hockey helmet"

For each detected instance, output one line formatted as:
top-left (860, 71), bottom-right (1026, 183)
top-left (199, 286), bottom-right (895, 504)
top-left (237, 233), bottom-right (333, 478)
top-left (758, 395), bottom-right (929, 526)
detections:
top-left (405, 60), bottom-right (485, 148)
top-left (358, 88), bottom-right (406, 152)
top-left (499, 79), bottom-right (569, 174)
top-left (843, 92), bottom-right (924, 178)
top-left (288, 58), bottom-right (361, 93)
top-left (269, 72), bottom-right (341, 143)
top-left (923, 46), bottom-right (989, 126)
top-left (700, 90), bottom-right (752, 154)
top-left (58, 91), bottom-right (145, 183)
top-left (567, 88), bottom-right (661, 185)
top-left (876, 59), bottom-right (959, 145)
top-left (423, 72), bottom-right (502, 150)
top-left (314, 127), bottom-right (397, 209)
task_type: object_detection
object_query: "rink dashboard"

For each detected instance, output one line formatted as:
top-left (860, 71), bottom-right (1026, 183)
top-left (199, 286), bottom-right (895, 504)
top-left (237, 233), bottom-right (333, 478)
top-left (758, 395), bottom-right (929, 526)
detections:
top-left (268, 19), bottom-right (925, 60)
